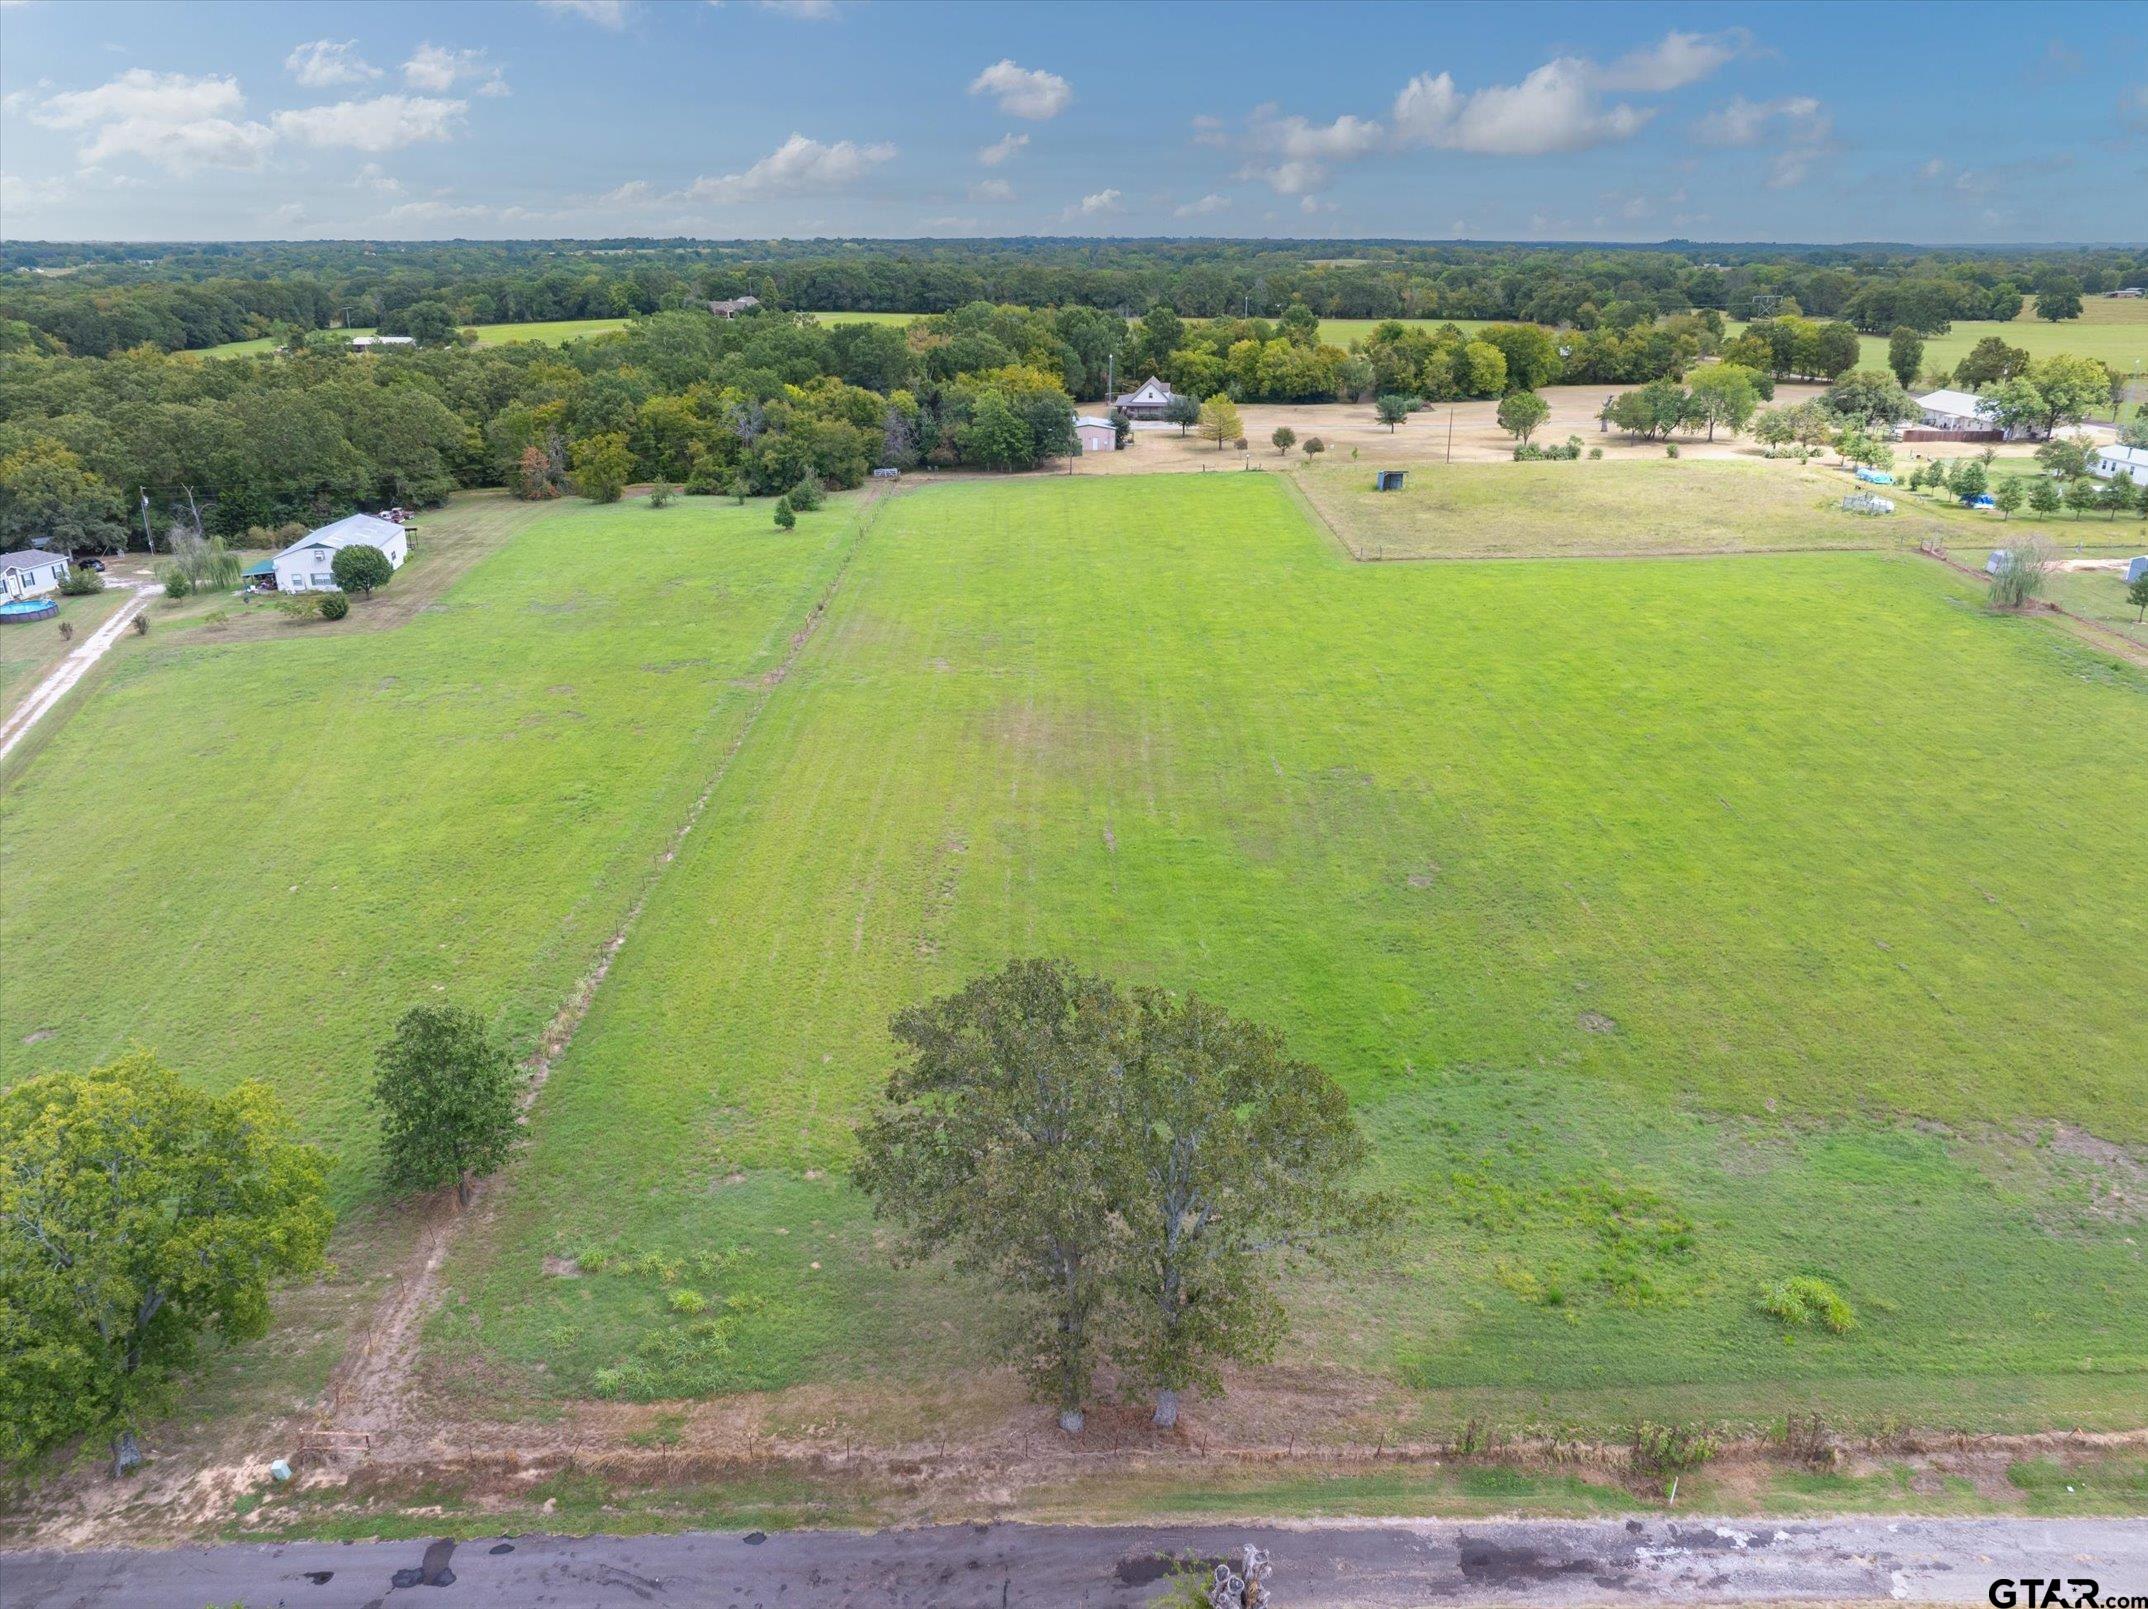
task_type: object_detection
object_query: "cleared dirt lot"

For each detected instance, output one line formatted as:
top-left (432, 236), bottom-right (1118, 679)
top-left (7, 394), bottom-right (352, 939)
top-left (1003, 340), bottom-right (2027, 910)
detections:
top-left (1072, 384), bottom-right (2086, 475)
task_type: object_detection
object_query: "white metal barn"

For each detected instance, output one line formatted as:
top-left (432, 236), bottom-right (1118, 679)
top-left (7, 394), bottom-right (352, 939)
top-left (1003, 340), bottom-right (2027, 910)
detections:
top-left (271, 514), bottom-right (409, 593)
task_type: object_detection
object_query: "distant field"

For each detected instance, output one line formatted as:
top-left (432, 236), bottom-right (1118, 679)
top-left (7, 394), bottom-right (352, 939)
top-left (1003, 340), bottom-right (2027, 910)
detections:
top-left (801, 309), bottom-right (918, 326)
top-left (1731, 296), bottom-right (2148, 380)
top-left (200, 317), bottom-right (631, 357)
top-left (1294, 457), bottom-right (2143, 561)
top-left (0, 491), bottom-right (861, 1205)
top-left (439, 474), bottom-right (2147, 1432)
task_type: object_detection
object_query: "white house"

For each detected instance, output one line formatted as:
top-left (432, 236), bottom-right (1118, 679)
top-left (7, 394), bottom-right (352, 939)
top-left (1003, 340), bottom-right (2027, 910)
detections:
top-left (271, 513), bottom-right (409, 594)
top-left (349, 334), bottom-right (417, 350)
top-left (1113, 376), bottom-right (1176, 420)
top-left (1073, 414), bottom-right (1118, 454)
top-left (0, 549), bottom-right (71, 600)
top-left (2090, 443), bottom-right (2148, 487)
top-left (1916, 386), bottom-right (2027, 436)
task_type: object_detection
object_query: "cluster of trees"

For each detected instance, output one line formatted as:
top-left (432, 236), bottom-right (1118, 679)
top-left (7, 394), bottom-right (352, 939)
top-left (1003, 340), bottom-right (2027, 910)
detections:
top-left (9, 238), bottom-right (2141, 358)
top-left (0, 306), bottom-right (1097, 547)
top-left (1603, 364), bottom-right (1770, 442)
top-left (854, 959), bottom-right (1385, 1432)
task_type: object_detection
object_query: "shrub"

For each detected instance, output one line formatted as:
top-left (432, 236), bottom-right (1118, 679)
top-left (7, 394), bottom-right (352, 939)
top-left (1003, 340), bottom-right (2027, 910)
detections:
top-left (201, 608), bottom-right (232, 631)
top-left (648, 482), bottom-right (674, 509)
top-left (772, 496), bottom-right (796, 531)
top-left (272, 592), bottom-right (323, 621)
top-left (1760, 1276), bottom-right (1857, 1333)
top-left (161, 569), bottom-right (191, 599)
top-left (59, 565), bottom-right (105, 596)
top-left (330, 543), bottom-right (392, 596)
top-left (1631, 1421), bottom-right (1720, 1477)
top-left (1302, 436), bottom-right (1326, 456)
top-left (787, 475), bottom-right (825, 512)
top-left (1588, 446), bottom-right (1604, 460)
top-left (318, 592), bottom-right (350, 621)
top-left (1987, 537), bottom-right (2052, 610)
top-left (1665, 443), bottom-right (1680, 459)
top-left (667, 1288), bottom-right (707, 1315)
top-left (1233, 436), bottom-right (1248, 451)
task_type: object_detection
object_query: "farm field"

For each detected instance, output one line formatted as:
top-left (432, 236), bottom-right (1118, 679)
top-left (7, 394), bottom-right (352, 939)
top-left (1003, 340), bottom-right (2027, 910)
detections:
top-left (200, 317), bottom-right (632, 356)
top-left (1293, 457), bottom-right (2145, 560)
top-left (0, 491), bottom-right (863, 1204)
top-left (440, 473), bottom-right (2148, 1436)
top-left (1732, 296), bottom-right (2148, 380)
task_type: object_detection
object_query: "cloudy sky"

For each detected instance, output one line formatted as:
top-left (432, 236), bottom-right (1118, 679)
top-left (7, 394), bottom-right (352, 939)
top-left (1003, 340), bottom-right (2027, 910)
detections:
top-left (2, 0), bottom-right (2143, 244)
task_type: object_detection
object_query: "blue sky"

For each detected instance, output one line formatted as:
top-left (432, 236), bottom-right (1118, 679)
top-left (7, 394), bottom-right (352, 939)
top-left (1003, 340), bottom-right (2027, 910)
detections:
top-left (2, 0), bottom-right (2143, 244)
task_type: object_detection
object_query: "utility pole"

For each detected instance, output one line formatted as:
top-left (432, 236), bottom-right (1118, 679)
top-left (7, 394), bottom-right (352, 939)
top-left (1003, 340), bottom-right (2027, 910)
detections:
top-left (138, 490), bottom-right (153, 554)
top-left (1445, 406), bottom-right (1454, 464)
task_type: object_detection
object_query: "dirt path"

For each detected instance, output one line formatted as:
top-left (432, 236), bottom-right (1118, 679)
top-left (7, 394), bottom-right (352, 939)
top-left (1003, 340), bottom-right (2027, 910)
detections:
top-left (0, 584), bottom-right (152, 764)
top-left (316, 488), bottom-right (888, 1456)
top-left (14, 1515), bottom-right (2148, 1607)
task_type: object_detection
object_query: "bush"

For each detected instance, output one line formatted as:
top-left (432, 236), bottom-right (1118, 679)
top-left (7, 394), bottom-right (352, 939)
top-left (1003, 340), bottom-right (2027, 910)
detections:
top-left (1588, 446), bottom-right (1604, 460)
top-left (1665, 443), bottom-right (1680, 459)
top-left (1302, 436), bottom-right (1326, 456)
top-left (318, 591), bottom-right (350, 621)
top-left (1233, 436), bottom-right (1248, 451)
top-left (1760, 1276), bottom-right (1857, 1333)
top-left (1987, 538), bottom-right (2052, 610)
top-left (648, 482), bottom-right (675, 509)
top-left (772, 496), bottom-right (796, 531)
top-left (272, 592), bottom-right (324, 621)
top-left (1631, 1421), bottom-right (1720, 1477)
top-left (330, 543), bottom-right (392, 596)
top-left (59, 565), bottom-right (105, 596)
top-left (161, 569), bottom-right (192, 600)
top-left (787, 475), bottom-right (825, 512)
top-left (1513, 437), bottom-right (1583, 462)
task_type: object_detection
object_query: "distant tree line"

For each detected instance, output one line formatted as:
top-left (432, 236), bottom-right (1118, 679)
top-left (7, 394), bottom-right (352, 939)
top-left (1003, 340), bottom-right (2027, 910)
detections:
top-left (5, 238), bottom-right (2142, 358)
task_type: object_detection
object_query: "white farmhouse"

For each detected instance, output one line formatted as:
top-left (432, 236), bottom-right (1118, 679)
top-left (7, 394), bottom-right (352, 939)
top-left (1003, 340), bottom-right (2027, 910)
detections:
top-left (1112, 376), bottom-right (1177, 420)
top-left (0, 549), bottom-right (71, 600)
top-left (271, 513), bottom-right (409, 594)
top-left (1073, 414), bottom-right (1118, 454)
top-left (2090, 443), bottom-right (2148, 487)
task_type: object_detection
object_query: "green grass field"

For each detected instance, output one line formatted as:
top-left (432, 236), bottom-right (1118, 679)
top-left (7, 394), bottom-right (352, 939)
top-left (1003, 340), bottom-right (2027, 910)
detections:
top-left (430, 474), bottom-right (2147, 1433)
top-left (0, 584), bottom-right (130, 720)
top-left (0, 491), bottom-right (861, 1205)
top-left (200, 318), bottom-right (632, 357)
top-left (1297, 458), bottom-right (2148, 561)
top-left (1731, 296), bottom-right (2148, 381)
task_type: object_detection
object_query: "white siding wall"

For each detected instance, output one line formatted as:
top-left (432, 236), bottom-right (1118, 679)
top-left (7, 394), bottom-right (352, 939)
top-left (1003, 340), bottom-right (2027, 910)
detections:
top-left (3, 558), bottom-right (71, 598)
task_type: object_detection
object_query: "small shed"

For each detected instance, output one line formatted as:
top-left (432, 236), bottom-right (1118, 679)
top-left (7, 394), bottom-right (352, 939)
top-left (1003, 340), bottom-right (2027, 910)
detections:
top-left (1374, 470), bottom-right (1407, 492)
top-left (871, 466), bottom-right (901, 480)
top-left (2126, 555), bottom-right (2148, 585)
top-left (1073, 415), bottom-right (1117, 454)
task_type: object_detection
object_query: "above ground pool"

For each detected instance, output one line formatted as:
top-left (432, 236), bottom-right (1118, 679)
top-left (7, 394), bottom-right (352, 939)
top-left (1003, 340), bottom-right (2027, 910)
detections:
top-left (0, 597), bottom-right (60, 623)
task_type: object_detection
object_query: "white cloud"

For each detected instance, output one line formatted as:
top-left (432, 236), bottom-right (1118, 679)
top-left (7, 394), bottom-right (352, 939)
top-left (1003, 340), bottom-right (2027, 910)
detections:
top-left (977, 131), bottom-right (1028, 166)
top-left (1392, 59), bottom-right (1652, 157)
top-left (537, 0), bottom-right (631, 26)
top-left (28, 70), bottom-right (275, 171)
top-left (381, 198), bottom-right (501, 224)
top-left (403, 44), bottom-right (506, 97)
top-left (285, 39), bottom-right (381, 89)
top-left (1691, 95), bottom-right (1832, 188)
top-left (968, 59), bottom-right (1072, 120)
top-left (1236, 107), bottom-right (1384, 194)
top-left (1070, 187), bottom-right (1120, 216)
top-left (683, 132), bottom-right (896, 202)
top-left (756, 0), bottom-right (837, 16)
top-left (968, 177), bottom-right (1014, 202)
top-left (352, 161), bottom-right (403, 195)
top-left (274, 95), bottom-right (468, 153)
top-left (1174, 192), bottom-right (1229, 217)
top-left (600, 178), bottom-right (655, 206)
top-left (1596, 29), bottom-right (1749, 93)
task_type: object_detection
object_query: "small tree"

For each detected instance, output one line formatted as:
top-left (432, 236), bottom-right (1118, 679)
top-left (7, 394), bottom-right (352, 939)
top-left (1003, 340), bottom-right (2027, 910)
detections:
top-left (1992, 477), bottom-right (2025, 520)
top-left (1495, 390), bottom-right (1551, 445)
top-left (1887, 326), bottom-right (1925, 388)
top-left (571, 431), bottom-right (632, 503)
top-left (1198, 394), bottom-right (1243, 452)
top-left (330, 543), bottom-right (392, 596)
top-left (0, 1053), bottom-right (331, 1475)
top-left (648, 482), bottom-right (674, 509)
top-left (319, 591), bottom-right (350, 621)
top-left (1987, 537), bottom-right (2052, 609)
top-left (727, 477), bottom-right (749, 506)
top-left (515, 444), bottom-right (559, 501)
top-left (788, 475), bottom-right (825, 512)
top-left (372, 1004), bottom-right (523, 1208)
top-left (1164, 393), bottom-right (1203, 437)
top-left (2065, 477), bottom-right (2102, 520)
top-left (58, 565), bottom-right (104, 596)
top-left (1270, 425), bottom-right (1296, 456)
top-left (2028, 475), bottom-right (2063, 519)
top-left (1949, 458), bottom-right (1989, 502)
top-left (2128, 574), bottom-right (2148, 623)
top-left (1374, 394), bottom-right (1412, 432)
top-left (1301, 436), bottom-right (1326, 457)
top-left (772, 496), bottom-right (796, 530)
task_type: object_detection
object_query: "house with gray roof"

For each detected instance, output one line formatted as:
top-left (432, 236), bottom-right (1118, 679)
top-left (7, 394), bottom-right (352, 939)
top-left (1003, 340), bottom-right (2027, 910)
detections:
top-left (270, 513), bottom-right (409, 594)
top-left (1, 549), bottom-right (72, 600)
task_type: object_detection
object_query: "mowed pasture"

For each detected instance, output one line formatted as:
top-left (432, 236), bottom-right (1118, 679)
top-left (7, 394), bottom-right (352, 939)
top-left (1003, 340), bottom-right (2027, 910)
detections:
top-left (443, 474), bottom-right (2148, 1433)
top-left (201, 317), bottom-right (634, 356)
top-left (1294, 458), bottom-right (2148, 560)
top-left (0, 491), bottom-right (862, 1203)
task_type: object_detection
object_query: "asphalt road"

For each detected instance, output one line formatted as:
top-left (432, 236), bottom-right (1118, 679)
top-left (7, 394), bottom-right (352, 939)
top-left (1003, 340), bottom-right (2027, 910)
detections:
top-left (8, 1516), bottom-right (2145, 1608)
